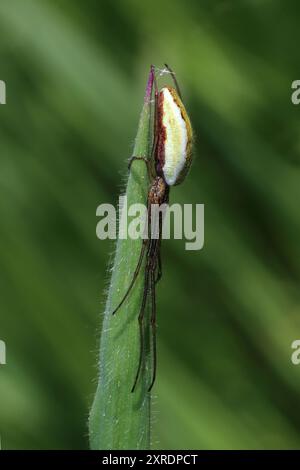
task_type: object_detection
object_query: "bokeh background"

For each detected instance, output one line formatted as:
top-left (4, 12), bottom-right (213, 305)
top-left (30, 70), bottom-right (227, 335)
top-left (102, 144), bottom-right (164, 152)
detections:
top-left (1, 0), bottom-right (300, 450)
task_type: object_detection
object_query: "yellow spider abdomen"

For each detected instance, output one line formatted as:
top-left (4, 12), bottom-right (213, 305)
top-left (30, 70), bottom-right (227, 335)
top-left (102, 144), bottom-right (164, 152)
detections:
top-left (156, 87), bottom-right (193, 186)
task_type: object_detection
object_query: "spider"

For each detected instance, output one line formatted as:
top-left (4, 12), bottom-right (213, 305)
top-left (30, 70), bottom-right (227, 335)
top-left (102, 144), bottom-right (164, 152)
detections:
top-left (112, 64), bottom-right (193, 392)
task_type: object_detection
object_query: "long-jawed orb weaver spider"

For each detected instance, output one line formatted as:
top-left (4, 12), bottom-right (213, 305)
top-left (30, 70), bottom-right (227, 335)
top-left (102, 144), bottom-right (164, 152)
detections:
top-left (112, 64), bottom-right (193, 392)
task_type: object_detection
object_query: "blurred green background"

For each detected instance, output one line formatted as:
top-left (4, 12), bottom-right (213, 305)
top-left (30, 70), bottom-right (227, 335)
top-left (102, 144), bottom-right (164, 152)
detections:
top-left (1, 0), bottom-right (300, 450)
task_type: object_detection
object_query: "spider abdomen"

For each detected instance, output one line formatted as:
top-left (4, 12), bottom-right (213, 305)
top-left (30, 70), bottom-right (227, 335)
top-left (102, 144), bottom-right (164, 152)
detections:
top-left (156, 86), bottom-right (193, 186)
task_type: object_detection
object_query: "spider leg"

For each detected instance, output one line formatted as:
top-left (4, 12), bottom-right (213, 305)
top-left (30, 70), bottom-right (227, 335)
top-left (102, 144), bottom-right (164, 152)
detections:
top-left (150, 70), bottom-right (159, 163)
top-left (155, 247), bottom-right (162, 285)
top-left (164, 63), bottom-right (182, 100)
top-left (155, 210), bottom-right (163, 284)
top-left (148, 268), bottom-right (157, 392)
top-left (111, 239), bottom-right (148, 315)
top-left (131, 257), bottom-right (151, 393)
top-left (128, 67), bottom-right (159, 181)
top-left (112, 174), bottom-right (155, 316)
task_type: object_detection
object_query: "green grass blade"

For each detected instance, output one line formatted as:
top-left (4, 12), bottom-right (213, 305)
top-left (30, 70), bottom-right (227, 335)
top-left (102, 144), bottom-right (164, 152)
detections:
top-left (89, 68), bottom-right (154, 450)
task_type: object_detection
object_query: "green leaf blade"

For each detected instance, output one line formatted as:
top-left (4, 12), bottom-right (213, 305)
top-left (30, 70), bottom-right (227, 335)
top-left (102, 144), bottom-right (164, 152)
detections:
top-left (89, 68), bottom-right (154, 450)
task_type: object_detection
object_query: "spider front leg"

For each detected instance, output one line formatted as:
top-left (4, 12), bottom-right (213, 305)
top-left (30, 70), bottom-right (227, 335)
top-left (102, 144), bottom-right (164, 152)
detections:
top-left (164, 63), bottom-right (182, 99)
